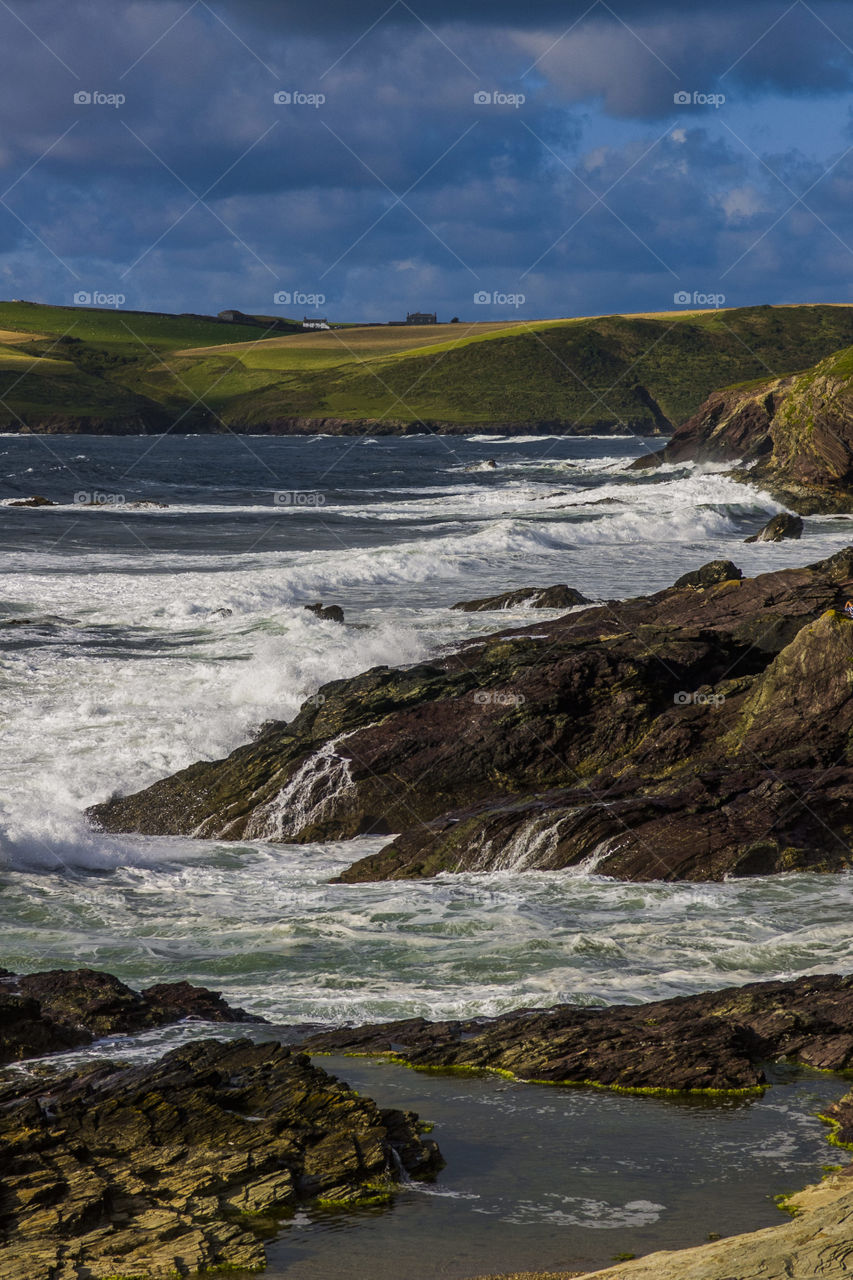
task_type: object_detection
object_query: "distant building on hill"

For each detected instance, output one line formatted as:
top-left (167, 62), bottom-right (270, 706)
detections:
top-left (406, 311), bottom-right (437, 325)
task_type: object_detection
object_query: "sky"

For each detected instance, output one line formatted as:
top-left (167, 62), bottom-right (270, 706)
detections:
top-left (0, 0), bottom-right (851, 321)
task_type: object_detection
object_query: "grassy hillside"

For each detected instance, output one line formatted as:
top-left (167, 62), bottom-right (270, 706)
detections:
top-left (2, 301), bottom-right (853, 434)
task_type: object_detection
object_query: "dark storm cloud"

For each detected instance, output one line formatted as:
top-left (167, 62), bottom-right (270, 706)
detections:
top-left (0, 0), bottom-right (851, 316)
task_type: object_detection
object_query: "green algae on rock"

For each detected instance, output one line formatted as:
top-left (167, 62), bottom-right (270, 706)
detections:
top-left (298, 974), bottom-right (853, 1093)
top-left (0, 1038), bottom-right (442, 1280)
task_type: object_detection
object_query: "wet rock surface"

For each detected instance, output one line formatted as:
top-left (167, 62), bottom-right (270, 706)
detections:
top-left (304, 601), bottom-right (345, 623)
top-left (826, 1087), bottom-right (853, 1147)
top-left (89, 548), bottom-right (853, 883)
top-left (451, 584), bottom-right (590, 611)
top-left (672, 559), bottom-right (742, 588)
top-left (7, 495), bottom-right (57, 507)
top-left (0, 1037), bottom-right (442, 1280)
top-left (0, 967), bottom-right (262, 1066)
top-left (745, 511), bottom-right (803, 542)
top-left (299, 974), bottom-right (853, 1092)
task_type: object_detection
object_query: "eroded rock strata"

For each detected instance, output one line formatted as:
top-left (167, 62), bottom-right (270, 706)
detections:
top-left (0, 967), bottom-right (261, 1066)
top-left (298, 973), bottom-right (853, 1092)
top-left (0, 1038), bottom-right (441, 1280)
top-left (89, 548), bottom-right (853, 883)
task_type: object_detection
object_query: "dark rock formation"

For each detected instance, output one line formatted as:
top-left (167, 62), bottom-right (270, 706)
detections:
top-left (672, 559), bottom-right (743, 588)
top-left (0, 615), bottom-right (77, 627)
top-left (0, 968), bottom-right (261, 1066)
top-left (0, 1037), bottom-right (441, 1279)
top-left (299, 973), bottom-right (853, 1093)
top-left (8, 495), bottom-right (56, 507)
top-left (89, 548), bottom-right (853, 883)
top-left (451, 584), bottom-right (590, 611)
top-left (745, 512), bottom-right (804, 543)
top-left (304, 601), bottom-right (345, 623)
top-left (631, 346), bottom-right (853, 514)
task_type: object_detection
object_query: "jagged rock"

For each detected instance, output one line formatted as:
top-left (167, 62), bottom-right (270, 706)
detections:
top-left (631, 346), bottom-right (853, 514)
top-left (673, 560), bottom-right (743, 588)
top-left (304, 601), bottom-right (345, 623)
top-left (299, 973), bottom-right (853, 1092)
top-left (8, 495), bottom-right (56, 507)
top-left (0, 1038), bottom-right (442, 1280)
top-left (0, 968), bottom-right (262, 1066)
top-left (451, 584), bottom-right (589, 611)
top-left (88, 549), bottom-right (853, 882)
top-left (745, 512), bottom-right (804, 542)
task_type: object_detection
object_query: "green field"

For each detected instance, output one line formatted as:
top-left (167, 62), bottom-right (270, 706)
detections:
top-left (2, 300), bottom-right (853, 434)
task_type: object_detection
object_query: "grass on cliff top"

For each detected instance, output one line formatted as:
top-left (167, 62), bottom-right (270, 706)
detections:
top-left (828, 347), bottom-right (853, 379)
top-left (205, 304), bottom-right (853, 428)
top-left (2, 301), bottom-right (853, 432)
top-left (0, 301), bottom-right (277, 355)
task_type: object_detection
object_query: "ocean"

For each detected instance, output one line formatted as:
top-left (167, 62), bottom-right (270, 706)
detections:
top-left (2, 430), bottom-right (851, 1276)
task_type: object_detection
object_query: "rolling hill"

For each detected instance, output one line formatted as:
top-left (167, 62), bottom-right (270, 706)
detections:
top-left (3, 301), bottom-right (853, 436)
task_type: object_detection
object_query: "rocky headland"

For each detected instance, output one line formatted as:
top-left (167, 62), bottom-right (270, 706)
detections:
top-left (90, 547), bottom-right (853, 884)
top-left (634, 345), bottom-right (853, 514)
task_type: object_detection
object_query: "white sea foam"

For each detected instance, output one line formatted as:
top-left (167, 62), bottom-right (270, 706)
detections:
top-left (245, 736), bottom-right (357, 841)
top-left (2, 435), bottom-right (852, 1018)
